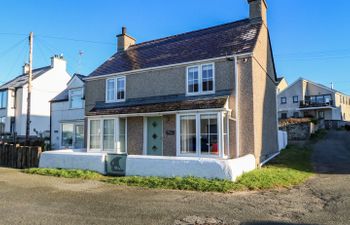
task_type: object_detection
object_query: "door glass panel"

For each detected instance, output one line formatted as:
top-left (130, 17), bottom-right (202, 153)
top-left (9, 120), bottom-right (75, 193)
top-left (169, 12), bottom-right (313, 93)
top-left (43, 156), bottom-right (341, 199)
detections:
top-left (200, 114), bottom-right (218, 155)
top-left (118, 118), bottom-right (126, 153)
top-left (62, 124), bottom-right (74, 148)
top-left (180, 115), bottom-right (196, 154)
top-left (103, 119), bottom-right (115, 151)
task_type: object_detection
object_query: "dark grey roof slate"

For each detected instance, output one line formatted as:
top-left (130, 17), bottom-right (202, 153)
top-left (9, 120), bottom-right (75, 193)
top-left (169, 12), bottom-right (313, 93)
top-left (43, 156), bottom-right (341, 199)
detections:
top-left (87, 90), bottom-right (230, 116)
top-left (89, 19), bottom-right (262, 77)
top-left (0, 66), bottom-right (52, 90)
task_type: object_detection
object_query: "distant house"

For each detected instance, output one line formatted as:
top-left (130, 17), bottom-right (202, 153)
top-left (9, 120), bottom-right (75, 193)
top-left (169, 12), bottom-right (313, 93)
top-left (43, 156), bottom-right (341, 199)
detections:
top-left (277, 77), bottom-right (288, 94)
top-left (278, 78), bottom-right (350, 121)
top-left (0, 55), bottom-right (70, 137)
top-left (50, 74), bottom-right (85, 149)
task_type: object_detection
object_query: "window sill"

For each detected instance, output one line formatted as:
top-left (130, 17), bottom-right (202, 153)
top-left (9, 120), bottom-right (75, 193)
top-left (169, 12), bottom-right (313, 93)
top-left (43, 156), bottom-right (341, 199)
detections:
top-left (105, 99), bottom-right (126, 104)
top-left (186, 91), bottom-right (215, 97)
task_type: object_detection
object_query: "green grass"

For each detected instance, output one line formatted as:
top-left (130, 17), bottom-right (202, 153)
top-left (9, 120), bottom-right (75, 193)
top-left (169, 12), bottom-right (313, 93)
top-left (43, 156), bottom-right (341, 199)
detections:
top-left (23, 145), bottom-right (314, 192)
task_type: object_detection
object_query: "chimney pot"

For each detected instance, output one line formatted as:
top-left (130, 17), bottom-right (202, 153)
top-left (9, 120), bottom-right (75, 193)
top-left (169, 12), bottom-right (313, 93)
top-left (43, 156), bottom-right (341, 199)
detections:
top-left (117, 26), bottom-right (136, 52)
top-left (22, 63), bottom-right (30, 74)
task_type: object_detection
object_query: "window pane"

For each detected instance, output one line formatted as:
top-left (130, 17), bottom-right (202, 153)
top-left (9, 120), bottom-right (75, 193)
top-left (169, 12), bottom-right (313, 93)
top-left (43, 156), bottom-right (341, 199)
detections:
top-left (180, 115), bottom-right (196, 154)
top-left (103, 119), bottom-right (115, 151)
top-left (200, 114), bottom-right (218, 155)
top-left (107, 79), bottom-right (115, 101)
top-left (74, 125), bottom-right (84, 149)
top-left (70, 89), bottom-right (82, 108)
top-left (202, 65), bottom-right (213, 92)
top-left (118, 118), bottom-right (126, 153)
top-left (187, 67), bottom-right (199, 93)
top-left (90, 120), bottom-right (101, 149)
top-left (117, 77), bottom-right (125, 100)
top-left (62, 124), bottom-right (74, 147)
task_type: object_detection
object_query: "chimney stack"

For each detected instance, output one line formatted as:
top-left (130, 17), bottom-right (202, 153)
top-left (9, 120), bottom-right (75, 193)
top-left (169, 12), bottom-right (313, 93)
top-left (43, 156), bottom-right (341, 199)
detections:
top-left (22, 63), bottom-right (30, 74)
top-left (117, 26), bottom-right (136, 52)
top-left (247, 0), bottom-right (268, 25)
top-left (51, 54), bottom-right (67, 71)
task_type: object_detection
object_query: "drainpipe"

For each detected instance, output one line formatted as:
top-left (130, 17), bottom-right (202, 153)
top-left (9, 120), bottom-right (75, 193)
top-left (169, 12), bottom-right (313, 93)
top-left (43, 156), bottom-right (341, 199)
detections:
top-left (234, 56), bottom-right (240, 158)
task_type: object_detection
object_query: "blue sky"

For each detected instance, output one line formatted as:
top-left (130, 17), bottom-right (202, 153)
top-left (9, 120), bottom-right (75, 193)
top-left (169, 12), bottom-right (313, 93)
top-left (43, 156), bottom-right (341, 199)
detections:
top-left (0, 0), bottom-right (349, 92)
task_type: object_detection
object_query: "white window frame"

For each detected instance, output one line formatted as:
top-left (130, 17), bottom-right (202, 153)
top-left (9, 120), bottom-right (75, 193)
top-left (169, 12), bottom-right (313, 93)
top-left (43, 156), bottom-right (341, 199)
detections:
top-left (105, 76), bottom-right (126, 103)
top-left (186, 63), bottom-right (215, 96)
top-left (59, 122), bottom-right (84, 149)
top-left (87, 116), bottom-right (127, 153)
top-left (69, 88), bottom-right (84, 109)
top-left (0, 91), bottom-right (8, 109)
top-left (176, 111), bottom-right (227, 158)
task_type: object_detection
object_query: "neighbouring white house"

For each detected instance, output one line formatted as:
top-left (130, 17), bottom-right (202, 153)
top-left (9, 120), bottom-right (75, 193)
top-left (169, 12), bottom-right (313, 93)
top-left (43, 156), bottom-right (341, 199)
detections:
top-left (0, 55), bottom-right (71, 137)
top-left (278, 77), bottom-right (350, 121)
top-left (50, 74), bottom-right (85, 150)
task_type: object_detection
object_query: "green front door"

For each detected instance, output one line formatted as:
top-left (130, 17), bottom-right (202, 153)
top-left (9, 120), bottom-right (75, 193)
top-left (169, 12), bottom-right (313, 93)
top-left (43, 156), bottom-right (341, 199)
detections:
top-left (147, 117), bottom-right (163, 156)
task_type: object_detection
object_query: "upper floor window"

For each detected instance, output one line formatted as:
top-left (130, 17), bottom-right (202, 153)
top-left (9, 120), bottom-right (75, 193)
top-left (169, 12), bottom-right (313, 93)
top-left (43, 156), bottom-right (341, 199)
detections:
top-left (106, 76), bottom-right (125, 102)
top-left (293, 96), bottom-right (298, 103)
top-left (281, 97), bottom-right (287, 104)
top-left (69, 88), bottom-right (83, 109)
top-left (0, 91), bottom-right (7, 109)
top-left (187, 63), bottom-right (214, 95)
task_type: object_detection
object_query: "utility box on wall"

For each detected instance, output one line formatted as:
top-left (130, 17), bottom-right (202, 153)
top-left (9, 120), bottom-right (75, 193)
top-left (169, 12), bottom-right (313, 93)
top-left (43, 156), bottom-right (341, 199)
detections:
top-left (105, 153), bottom-right (127, 176)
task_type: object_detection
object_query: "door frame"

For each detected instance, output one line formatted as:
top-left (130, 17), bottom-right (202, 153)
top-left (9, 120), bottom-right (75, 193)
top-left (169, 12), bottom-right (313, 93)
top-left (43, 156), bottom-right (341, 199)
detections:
top-left (143, 116), bottom-right (164, 156)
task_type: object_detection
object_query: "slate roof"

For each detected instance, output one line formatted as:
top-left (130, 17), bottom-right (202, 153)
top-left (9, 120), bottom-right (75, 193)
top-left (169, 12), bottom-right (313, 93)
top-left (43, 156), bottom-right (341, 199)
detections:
top-left (87, 91), bottom-right (230, 116)
top-left (0, 66), bottom-right (51, 90)
top-left (89, 19), bottom-right (262, 77)
top-left (51, 73), bottom-right (86, 103)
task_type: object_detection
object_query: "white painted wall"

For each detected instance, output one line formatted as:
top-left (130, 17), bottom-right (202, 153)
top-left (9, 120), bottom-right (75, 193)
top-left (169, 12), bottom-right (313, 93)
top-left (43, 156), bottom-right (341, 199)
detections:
top-left (39, 149), bottom-right (106, 174)
top-left (278, 130), bottom-right (288, 151)
top-left (126, 154), bottom-right (256, 181)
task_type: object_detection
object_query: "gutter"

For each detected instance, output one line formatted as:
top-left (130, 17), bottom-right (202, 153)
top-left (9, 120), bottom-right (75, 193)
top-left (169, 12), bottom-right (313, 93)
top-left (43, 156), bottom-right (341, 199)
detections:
top-left (259, 151), bottom-right (280, 167)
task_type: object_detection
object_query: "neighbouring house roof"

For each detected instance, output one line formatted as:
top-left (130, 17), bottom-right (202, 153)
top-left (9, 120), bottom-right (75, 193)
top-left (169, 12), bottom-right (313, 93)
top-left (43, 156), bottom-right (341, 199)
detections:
top-left (88, 19), bottom-right (262, 77)
top-left (51, 73), bottom-right (86, 103)
top-left (0, 66), bottom-right (52, 90)
top-left (87, 91), bottom-right (230, 116)
top-left (276, 77), bottom-right (285, 84)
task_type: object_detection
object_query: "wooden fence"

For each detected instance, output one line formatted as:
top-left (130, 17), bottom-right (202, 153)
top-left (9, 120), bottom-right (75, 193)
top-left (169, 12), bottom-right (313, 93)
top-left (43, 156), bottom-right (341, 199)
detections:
top-left (0, 143), bottom-right (42, 169)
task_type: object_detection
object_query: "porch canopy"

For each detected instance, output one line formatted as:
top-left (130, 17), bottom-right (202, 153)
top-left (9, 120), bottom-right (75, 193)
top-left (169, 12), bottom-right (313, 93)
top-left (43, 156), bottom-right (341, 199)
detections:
top-left (87, 92), bottom-right (230, 116)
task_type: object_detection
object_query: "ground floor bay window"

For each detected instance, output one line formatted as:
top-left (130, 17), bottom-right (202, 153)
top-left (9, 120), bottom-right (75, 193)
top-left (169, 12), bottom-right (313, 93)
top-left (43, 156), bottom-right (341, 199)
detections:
top-left (88, 117), bottom-right (127, 153)
top-left (176, 112), bottom-right (229, 158)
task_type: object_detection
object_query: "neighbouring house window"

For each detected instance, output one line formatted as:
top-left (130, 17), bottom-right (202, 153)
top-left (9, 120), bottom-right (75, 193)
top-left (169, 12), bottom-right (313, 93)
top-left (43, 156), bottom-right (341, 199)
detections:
top-left (180, 115), bottom-right (197, 154)
top-left (89, 120), bottom-right (101, 149)
top-left (89, 118), bottom-right (127, 153)
top-left (281, 97), bottom-right (287, 104)
top-left (187, 63), bottom-right (214, 95)
top-left (178, 112), bottom-right (227, 157)
top-left (74, 125), bottom-right (84, 149)
top-left (69, 88), bottom-right (83, 109)
top-left (61, 124), bottom-right (74, 147)
top-left (0, 91), bottom-right (7, 108)
top-left (281, 113), bottom-right (287, 119)
top-left (0, 117), bottom-right (5, 134)
top-left (103, 119), bottom-right (115, 151)
top-left (293, 96), bottom-right (299, 103)
top-left (318, 111), bottom-right (325, 119)
top-left (105, 76), bottom-right (126, 102)
top-left (293, 112), bottom-right (299, 118)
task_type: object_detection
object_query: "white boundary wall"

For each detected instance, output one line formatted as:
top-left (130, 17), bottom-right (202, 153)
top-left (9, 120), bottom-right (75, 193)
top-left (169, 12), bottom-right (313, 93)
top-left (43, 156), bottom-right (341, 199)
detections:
top-left (126, 154), bottom-right (256, 181)
top-left (39, 150), bottom-right (106, 174)
top-left (278, 130), bottom-right (288, 151)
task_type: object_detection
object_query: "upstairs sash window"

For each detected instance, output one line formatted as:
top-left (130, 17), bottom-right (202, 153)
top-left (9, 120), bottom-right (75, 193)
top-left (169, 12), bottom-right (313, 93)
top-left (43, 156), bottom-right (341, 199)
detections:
top-left (69, 88), bottom-right (83, 109)
top-left (187, 63), bottom-right (214, 95)
top-left (106, 76), bottom-right (126, 102)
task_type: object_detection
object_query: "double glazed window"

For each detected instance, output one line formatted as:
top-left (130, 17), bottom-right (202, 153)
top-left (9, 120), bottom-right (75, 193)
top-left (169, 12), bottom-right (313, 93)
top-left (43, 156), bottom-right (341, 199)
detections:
top-left (187, 63), bottom-right (214, 95)
top-left (69, 88), bottom-right (83, 109)
top-left (89, 118), bottom-right (127, 153)
top-left (106, 76), bottom-right (126, 102)
top-left (178, 112), bottom-right (228, 157)
top-left (281, 97), bottom-right (287, 104)
top-left (0, 91), bottom-right (7, 109)
top-left (293, 96), bottom-right (298, 103)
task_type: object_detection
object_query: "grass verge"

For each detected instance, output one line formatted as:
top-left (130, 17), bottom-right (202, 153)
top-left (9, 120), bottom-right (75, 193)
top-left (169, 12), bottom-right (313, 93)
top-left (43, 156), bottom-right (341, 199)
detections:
top-left (23, 145), bottom-right (314, 192)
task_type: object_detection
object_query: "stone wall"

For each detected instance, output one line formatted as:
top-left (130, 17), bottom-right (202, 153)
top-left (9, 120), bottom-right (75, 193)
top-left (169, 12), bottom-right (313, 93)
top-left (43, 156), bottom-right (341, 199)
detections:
top-left (280, 122), bottom-right (316, 141)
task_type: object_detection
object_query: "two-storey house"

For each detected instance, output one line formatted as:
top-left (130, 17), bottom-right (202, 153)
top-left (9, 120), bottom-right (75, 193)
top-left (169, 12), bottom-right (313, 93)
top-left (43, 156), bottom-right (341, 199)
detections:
top-left (0, 55), bottom-right (70, 137)
top-left (84, 0), bottom-right (279, 166)
top-left (50, 74), bottom-right (85, 149)
top-left (278, 78), bottom-right (350, 122)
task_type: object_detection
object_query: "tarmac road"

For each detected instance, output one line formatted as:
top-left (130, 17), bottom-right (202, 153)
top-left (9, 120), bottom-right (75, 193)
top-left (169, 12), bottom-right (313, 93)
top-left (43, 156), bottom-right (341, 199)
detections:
top-left (0, 130), bottom-right (349, 225)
